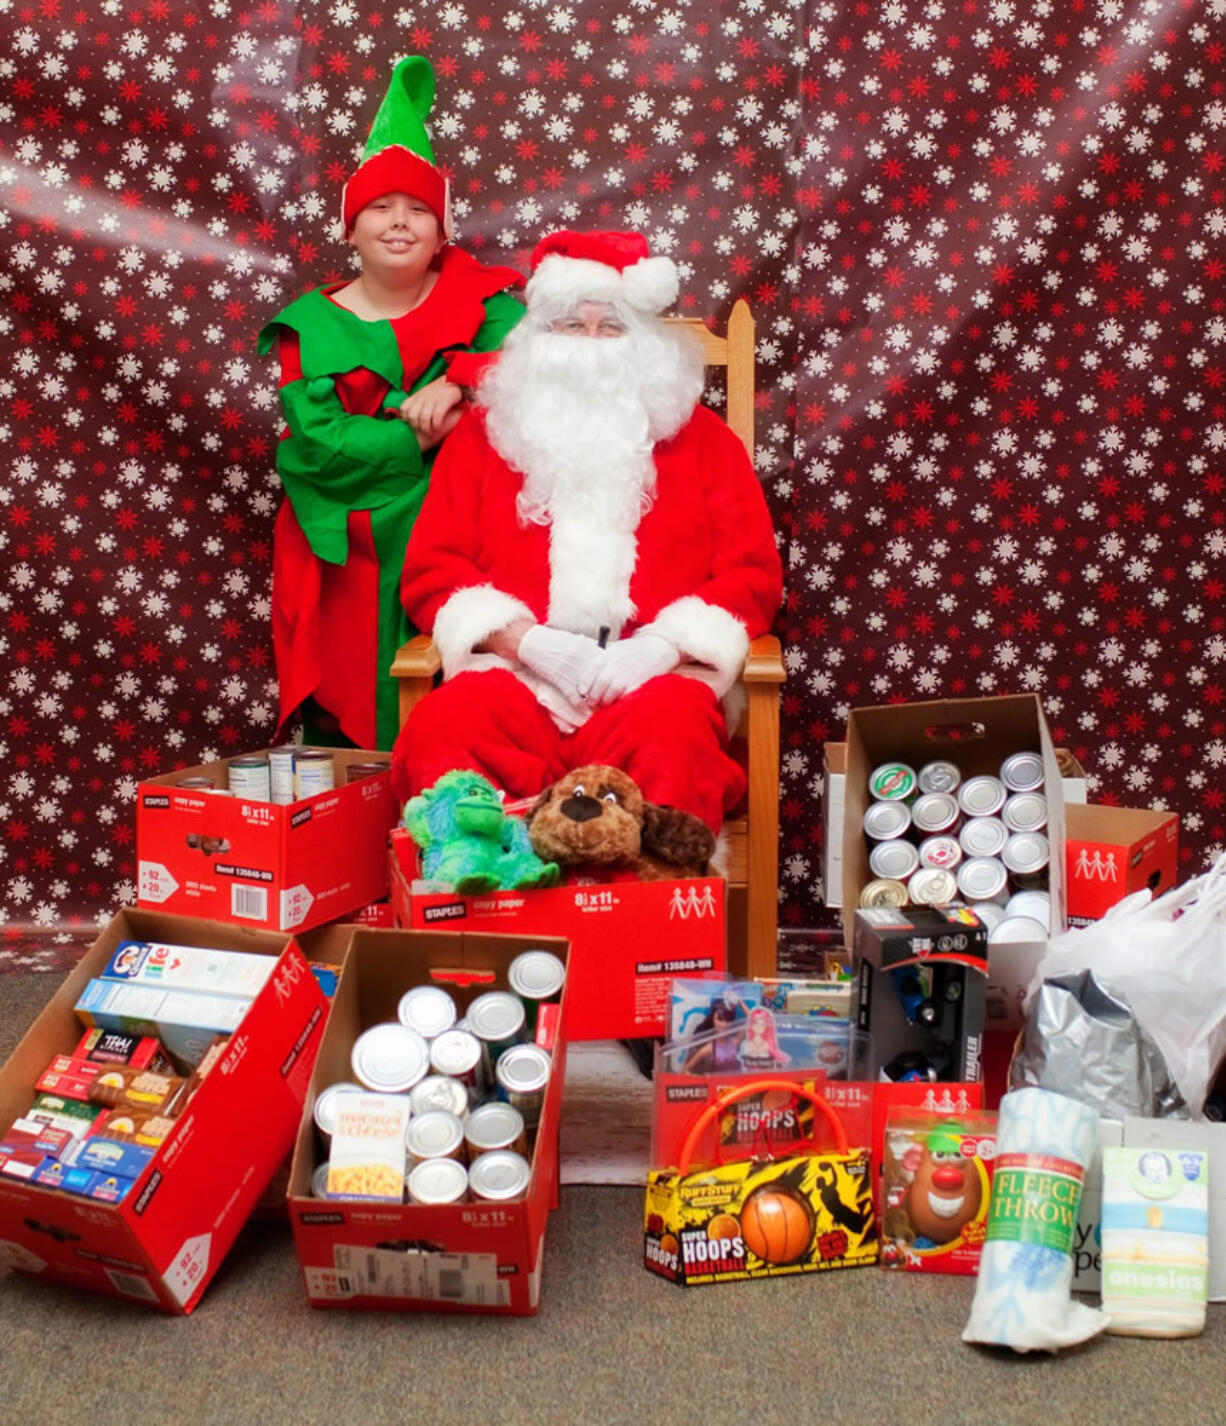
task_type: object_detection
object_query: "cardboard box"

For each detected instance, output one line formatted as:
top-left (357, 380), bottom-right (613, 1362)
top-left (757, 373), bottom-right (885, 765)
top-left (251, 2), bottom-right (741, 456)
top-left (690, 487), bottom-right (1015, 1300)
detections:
top-left (841, 696), bottom-right (1067, 1033)
top-left (137, 747), bottom-right (396, 933)
top-left (288, 927), bottom-right (569, 1315)
top-left (0, 910), bottom-right (327, 1313)
top-left (389, 830), bottom-right (724, 1041)
top-left (1065, 803), bottom-right (1178, 925)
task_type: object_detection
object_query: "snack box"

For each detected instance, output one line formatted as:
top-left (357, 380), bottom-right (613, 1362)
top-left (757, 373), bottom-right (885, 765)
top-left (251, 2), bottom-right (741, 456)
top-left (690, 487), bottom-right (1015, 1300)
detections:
top-left (288, 926), bottom-right (569, 1316)
top-left (136, 747), bottom-right (396, 933)
top-left (389, 828), bottom-right (723, 1041)
top-left (0, 909), bottom-right (327, 1313)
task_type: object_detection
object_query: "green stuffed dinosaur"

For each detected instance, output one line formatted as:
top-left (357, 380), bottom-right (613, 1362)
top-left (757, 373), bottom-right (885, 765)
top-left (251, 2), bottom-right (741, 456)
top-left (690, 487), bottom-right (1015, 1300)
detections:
top-left (403, 769), bottom-right (560, 894)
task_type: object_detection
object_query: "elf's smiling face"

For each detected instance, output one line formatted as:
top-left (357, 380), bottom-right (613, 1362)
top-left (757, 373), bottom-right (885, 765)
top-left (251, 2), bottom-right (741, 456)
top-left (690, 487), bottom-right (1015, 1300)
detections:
top-left (349, 191), bottom-right (444, 284)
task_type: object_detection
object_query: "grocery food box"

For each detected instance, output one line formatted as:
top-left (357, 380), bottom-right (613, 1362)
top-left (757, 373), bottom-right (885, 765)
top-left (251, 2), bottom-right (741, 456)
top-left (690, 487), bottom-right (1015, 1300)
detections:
top-left (0, 910), bottom-right (327, 1313)
top-left (137, 747), bottom-right (396, 933)
top-left (287, 926), bottom-right (569, 1316)
top-left (389, 829), bottom-right (724, 1041)
top-left (1065, 803), bottom-right (1178, 925)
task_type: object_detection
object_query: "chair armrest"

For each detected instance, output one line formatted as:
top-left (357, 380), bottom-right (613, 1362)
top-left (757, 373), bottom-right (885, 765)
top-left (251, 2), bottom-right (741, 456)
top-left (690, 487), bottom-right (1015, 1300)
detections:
top-left (389, 633), bottom-right (441, 680)
top-left (742, 634), bottom-right (785, 685)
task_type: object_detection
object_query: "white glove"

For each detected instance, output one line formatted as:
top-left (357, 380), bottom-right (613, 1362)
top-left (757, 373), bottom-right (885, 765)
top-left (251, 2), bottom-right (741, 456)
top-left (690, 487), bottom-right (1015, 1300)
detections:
top-left (517, 624), bottom-right (605, 705)
top-left (580, 633), bottom-right (680, 706)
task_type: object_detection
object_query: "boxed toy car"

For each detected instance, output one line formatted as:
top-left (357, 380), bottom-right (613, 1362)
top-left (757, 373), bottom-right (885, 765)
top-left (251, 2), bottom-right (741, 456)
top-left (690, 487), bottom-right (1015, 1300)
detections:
top-left (0, 909), bottom-right (326, 1313)
top-left (136, 746), bottom-right (396, 933)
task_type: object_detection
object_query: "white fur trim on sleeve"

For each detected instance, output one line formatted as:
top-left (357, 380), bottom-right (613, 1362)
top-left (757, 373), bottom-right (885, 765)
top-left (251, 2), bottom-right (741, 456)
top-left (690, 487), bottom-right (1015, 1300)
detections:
top-left (432, 584), bottom-right (535, 679)
top-left (637, 595), bottom-right (749, 698)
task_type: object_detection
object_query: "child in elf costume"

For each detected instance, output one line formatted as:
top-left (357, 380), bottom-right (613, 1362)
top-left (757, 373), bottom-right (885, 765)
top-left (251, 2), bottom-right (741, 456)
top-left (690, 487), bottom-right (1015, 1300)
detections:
top-left (258, 55), bottom-right (525, 750)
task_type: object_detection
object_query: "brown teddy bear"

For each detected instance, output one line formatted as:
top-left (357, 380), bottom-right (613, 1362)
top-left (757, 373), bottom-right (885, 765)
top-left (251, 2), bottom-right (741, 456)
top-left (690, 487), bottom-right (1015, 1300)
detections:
top-left (526, 765), bottom-right (716, 881)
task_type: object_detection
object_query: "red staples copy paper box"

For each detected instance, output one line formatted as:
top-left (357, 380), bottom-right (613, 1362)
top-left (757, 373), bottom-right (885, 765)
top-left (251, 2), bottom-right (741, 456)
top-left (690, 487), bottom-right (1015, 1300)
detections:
top-left (137, 747), bottom-right (396, 933)
top-left (0, 909), bottom-right (327, 1313)
top-left (1065, 803), bottom-right (1178, 925)
top-left (388, 829), bottom-right (724, 1041)
top-left (288, 926), bottom-right (569, 1316)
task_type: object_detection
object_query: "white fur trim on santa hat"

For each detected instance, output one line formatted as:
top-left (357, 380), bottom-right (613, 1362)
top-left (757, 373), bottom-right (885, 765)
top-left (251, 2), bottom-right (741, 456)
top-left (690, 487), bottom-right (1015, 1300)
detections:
top-left (637, 595), bottom-right (749, 698)
top-left (528, 252), bottom-right (679, 316)
top-left (432, 583), bottom-right (535, 679)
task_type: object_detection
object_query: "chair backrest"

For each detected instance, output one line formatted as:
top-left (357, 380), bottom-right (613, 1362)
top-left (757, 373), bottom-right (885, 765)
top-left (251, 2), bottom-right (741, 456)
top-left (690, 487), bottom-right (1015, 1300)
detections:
top-left (669, 299), bottom-right (755, 459)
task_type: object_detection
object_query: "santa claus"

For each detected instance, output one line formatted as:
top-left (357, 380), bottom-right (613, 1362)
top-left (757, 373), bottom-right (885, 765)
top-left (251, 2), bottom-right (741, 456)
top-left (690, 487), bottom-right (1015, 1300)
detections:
top-left (391, 229), bottom-right (783, 834)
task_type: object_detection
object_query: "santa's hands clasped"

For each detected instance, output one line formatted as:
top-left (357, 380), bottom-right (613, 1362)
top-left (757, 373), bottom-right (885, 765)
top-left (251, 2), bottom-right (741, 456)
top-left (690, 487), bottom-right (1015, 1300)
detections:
top-left (579, 632), bottom-right (680, 706)
top-left (517, 625), bottom-right (606, 706)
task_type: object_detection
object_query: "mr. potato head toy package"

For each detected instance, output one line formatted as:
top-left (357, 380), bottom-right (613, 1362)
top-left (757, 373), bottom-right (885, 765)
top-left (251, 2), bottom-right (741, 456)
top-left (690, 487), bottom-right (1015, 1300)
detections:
top-left (879, 1110), bottom-right (997, 1274)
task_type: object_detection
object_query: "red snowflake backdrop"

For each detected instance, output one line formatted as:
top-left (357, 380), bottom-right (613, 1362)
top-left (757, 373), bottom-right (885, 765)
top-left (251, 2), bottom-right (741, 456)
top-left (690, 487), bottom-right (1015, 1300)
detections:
top-left (1, 0), bottom-right (1223, 967)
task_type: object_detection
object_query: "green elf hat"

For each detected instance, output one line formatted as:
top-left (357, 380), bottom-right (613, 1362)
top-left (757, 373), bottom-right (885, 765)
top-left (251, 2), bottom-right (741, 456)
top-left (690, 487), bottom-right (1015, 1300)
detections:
top-left (342, 55), bottom-right (451, 236)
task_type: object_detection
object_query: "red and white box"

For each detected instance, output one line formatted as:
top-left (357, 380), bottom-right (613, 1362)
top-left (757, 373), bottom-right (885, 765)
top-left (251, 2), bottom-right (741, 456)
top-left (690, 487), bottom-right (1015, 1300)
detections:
top-left (136, 747), bottom-right (396, 934)
top-left (0, 909), bottom-right (327, 1313)
top-left (388, 829), bottom-right (724, 1041)
top-left (288, 926), bottom-right (569, 1316)
top-left (1065, 802), bottom-right (1178, 925)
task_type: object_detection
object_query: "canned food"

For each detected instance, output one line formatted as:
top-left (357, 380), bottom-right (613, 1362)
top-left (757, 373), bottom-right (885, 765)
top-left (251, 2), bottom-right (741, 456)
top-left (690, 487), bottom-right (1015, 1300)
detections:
top-left (917, 760), bottom-right (962, 795)
top-left (957, 776), bottom-right (1007, 818)
top-left (494, 1043), bottom-right (552, 1129)
top-left (507, 950), bottom-right (567, 1010)
top-left (1002, 792), bottom-right (1048, 834)
top-left (863, 800), bottom-right (912, 841)
top-left (409, 1074), bottom-right (471, 1119)
top-left (397, 985), bottom-right (458, 1041)
top-left (867, 838), bottom-right (920, 882)
top-left (312, 1080), bottom-right (364, 1144)
top-left (955, 856), bottom-right (1009, 903)
top-left (859, 878), bottom-right (909, 908)
top-left (464, 1102), bottom-right (528, 1158)
top-left (867, 762), bottom-right (918, 802)
top-left (967, 900), bottom-right (1006, 933)
top-left (958, 816), bottom-right (1009, 859)
top-left (405, 1108), bottom-right (466, 1166)
top-left (407, 1157), bottom-right (469, 1206)
top-left (346, 760), bottom-right (390, 783)
top-left (918, 835), bottom-right (963, 870)
top-left (176, 776), bottom-right (215, 789)
top-left (227, 755), bottom-right (271, 801)
top-left (468, 1149), bottom-right (532, 1203)
top-left (1005, 889), bottom-right (1052, 933)
top-left (911, 791), bottom-right (960, 836)
top-left (988, 915), bottom-right (1048, 945)
top-left (311, 1162), bottom-right (332, 1199)
top-left (1001, 831), bottom-right (1050, 879)
top-left (907, 867), bottom-right (958, 906)
top-left (350, 1023), bottom-right (430, 1094)
top-left (268, 746), bottom-right (297, 806)
top-left (429, 1028), bottom-right (486, 1097)
top-left (1000, 751), bottom-right (1045, 793)
top-left (295, 750), bottom-right (335, 799)
top-left (467, 991), bottom-right (526, 1064)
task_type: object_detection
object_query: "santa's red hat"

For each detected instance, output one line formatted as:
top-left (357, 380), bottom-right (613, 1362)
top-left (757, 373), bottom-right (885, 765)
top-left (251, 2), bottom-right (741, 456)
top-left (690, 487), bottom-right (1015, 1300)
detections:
top-left (527, 230), bottom-right (679, 316)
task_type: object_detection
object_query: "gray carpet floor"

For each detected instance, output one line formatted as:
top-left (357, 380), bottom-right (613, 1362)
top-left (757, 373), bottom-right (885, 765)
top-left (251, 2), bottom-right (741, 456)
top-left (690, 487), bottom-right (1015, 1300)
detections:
top-left (2, 972), bottom-right (1224, 1426)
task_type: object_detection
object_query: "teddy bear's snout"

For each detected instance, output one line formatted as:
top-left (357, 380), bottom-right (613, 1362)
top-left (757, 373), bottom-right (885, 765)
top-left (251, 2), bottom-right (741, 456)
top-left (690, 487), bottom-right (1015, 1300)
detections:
top-left (560, 792), bottom-right (604, 824)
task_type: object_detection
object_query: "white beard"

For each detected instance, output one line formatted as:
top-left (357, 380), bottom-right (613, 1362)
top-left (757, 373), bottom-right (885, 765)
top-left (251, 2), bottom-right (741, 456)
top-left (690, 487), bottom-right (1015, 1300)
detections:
top-left (478, 315), bottom-right (705, 639)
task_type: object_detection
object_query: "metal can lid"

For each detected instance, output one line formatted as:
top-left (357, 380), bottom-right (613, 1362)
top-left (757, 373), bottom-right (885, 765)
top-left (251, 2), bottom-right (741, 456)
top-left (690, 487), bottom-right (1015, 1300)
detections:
top-left (406, 1108), bottom-right (465, 1162)
top-left (507, 951), bottom-right (567, 1002)
top-left (863, 800), bottom-right (912, 841)
top-left (295, 750), bottom-right (334, 765)
top-left (176, 776), bottom-right (216, 788)
top-left (312, 1081), bottom-right (365, 1140)
top-left (1000, 751), bottom-right (1045, 793)
top-left (465, 1102), bottom-right (526, 1153)
top-left (467, 991), bottom-right (526, 1046)
top-left (1005, 890), bottom-right (1052, 932)
top-left (918, 835), bottom-right (963, 870)
top-left (468, 1149), bottom-right (532, 1203)
top-left (958, 816), bottom-right (1009, 858)
top-left (988, 915), bottom-right (1048, 945)
top-left (911, 791), bottom-right (960, 833)
top-left (346, 761), bottom-right (391, 782)
top-left (350, 1023), bottom-right (429, 1094)
top-left (407, 1157), bottom-right (469, 1206)
top-left (1002, 792), bottom-right (1048, 834)
top-left (859, 878), bottom-right (909, 908)
top-left (311, 1162), bottom-right (332, 1199)
top-left (907, 867), bottom-right (958, 906)
top-left (868, 762), bottom-right (917, 801)
top-left (409, 1074), bottom-right (471, 1119)
top-left (957, 776), bottom-right (1007, 818)
top-left (495, 1043), bottom-right (552, 1096)
top-left (228, 755), bottom-right (270, 769)
top-left (966, 900), bottom-right (1006, 933)
top-left (397, 985), bottom-right (458, 1041)
top-left (956, 856), bottom-right (1009, 902)
top-left (429, 1028), bottom-right (483, 1078)
top-left (267, 745), bottom-right (297, 760)
top-left (917, 760), bottom-right (962, 795)
top-left (1001, 831), bottom-right (1050, 876)
top-left (867, 838), bottom-right (920, 881)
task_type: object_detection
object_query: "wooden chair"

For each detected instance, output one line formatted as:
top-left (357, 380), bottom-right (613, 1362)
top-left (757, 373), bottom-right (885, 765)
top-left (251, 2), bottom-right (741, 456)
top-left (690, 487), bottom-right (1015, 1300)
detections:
top-left (390, 299), bottom-right (785, 978)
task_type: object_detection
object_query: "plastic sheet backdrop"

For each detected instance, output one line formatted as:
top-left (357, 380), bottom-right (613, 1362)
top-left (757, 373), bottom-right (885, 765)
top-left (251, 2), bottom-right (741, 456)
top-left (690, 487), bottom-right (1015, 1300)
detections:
top-left (0, 3), bottom-right (1221, 967)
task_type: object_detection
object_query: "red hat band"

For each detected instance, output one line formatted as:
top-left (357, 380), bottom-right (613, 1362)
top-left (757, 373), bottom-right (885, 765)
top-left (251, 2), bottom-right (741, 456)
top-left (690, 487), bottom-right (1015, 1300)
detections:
top-left (342, 146), bottom-right (448, 233)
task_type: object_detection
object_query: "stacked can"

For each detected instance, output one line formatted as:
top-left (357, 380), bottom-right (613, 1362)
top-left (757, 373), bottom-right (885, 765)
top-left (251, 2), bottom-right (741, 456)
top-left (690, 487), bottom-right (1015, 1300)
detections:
top-left (310, 948), bottom-right (565, 1205)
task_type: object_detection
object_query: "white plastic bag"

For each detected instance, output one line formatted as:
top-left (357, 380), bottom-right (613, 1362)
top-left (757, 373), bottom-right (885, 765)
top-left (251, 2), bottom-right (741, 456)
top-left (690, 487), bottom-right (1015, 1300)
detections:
top-left (1026, 851), bottom-right (1226, 1116)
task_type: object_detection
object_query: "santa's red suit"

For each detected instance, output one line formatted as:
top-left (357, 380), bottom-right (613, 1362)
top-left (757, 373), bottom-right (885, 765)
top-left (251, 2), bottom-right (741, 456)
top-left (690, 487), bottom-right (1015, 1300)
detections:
top-left (391, 401), bottom-right (782, 833)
